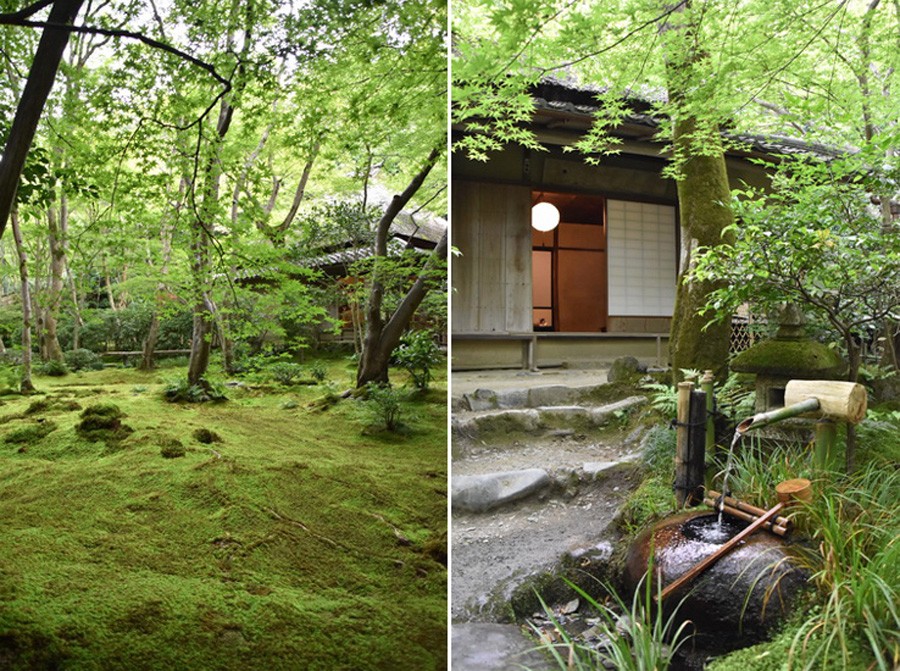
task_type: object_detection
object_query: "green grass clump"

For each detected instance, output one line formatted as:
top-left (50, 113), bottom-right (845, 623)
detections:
top-left (4, 420), bottom-right (58, 444)
top-left (76, 404), bottom-right (134, 446)
top-left (0, 361), bottom-right (447, 670)
top-left (617, 474), bottom-right (674, 536)
top-left (192, 428), bottom-right (222, 444)
top-left (159, 438), bottom-right (186, 459)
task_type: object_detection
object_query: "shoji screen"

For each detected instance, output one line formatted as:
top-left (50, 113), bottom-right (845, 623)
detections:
top-left (606, 200), bottom-right (677, 317)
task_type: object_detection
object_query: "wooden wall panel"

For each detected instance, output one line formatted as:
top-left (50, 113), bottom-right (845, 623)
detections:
top-left (452, 181), bottom-right (531, 334)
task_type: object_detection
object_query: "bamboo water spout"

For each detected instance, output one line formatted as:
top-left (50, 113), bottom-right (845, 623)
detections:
top-left (736, 397), bottom-right (821, 434)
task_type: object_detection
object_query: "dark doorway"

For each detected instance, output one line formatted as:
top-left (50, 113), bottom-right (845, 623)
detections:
top-left (531, 192), bottom-right (607, 332)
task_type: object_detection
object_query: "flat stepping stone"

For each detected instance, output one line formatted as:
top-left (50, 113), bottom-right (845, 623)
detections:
top-left (451, 623), bottom-right (555, 671)
top-left (452, 469), bottom-right (550, 513)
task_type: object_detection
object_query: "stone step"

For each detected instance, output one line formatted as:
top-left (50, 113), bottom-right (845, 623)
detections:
top-left (453, 383), bottom-right (609, 413)
top-left (452, 396), bottom-right (647, 440)
top-left (452, 469), bottom-right (551, 513)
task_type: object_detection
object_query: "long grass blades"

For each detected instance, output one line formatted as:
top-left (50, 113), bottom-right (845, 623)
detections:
top-left (526, 572), bottom-right (694, 671)
top-left (787, 465), bottom-right (900, 670)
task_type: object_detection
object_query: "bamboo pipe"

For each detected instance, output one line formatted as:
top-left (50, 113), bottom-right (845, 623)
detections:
top-left (706, 490), bottom-right (792, 530)
top-left (736, 398), bottom-right (820, 433)
top-left (702, 498), bottom-right (790, 536)
top-left (656, 503), bottom-right (785, 602)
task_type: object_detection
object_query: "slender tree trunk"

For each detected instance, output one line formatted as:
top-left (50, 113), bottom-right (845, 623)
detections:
top-left (43, 201), bottom-right (65, 361)
top-left (186, 7), bottom-right (247, 389)
top-left (11, 208), bottom-right (35, 392)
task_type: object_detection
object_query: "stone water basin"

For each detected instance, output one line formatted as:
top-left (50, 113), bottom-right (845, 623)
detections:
top-left (624, 511), bottom-right (810, 652)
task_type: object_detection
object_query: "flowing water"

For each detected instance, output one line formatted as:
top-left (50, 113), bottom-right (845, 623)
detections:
top-left (717, 429), bottom-right (745, 527)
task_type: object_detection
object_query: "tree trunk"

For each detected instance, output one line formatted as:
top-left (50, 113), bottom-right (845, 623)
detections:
top-left (357, 230), bottom-right (447, 388)
top-left (0, 0), bottom-right (85, 239)
top-left (11, 208), bottom-right (35, 392)
top-left (186, 10), bottom-right (246, 389)
top-left (662, 1), bottom-right (735, 382)
top-left (356, 148), bottom-right (441, 388)
top-left (42, 201), bottom-right (66, 361)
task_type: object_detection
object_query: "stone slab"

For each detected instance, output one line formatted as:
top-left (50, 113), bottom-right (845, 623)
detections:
top-left (451, 623), bottom-right (554, 671)
top-left (452, 469), bottom-right (550, 513)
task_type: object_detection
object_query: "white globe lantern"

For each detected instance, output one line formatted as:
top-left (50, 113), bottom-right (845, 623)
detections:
top-left (531, 202), bottom-right (560, 232)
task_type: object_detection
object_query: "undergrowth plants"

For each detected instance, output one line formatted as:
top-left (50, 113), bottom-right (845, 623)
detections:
top-left (708, 442), bottom-right (899, 671)
top-left (529, 574), bottom-right (694, 671)
top-left (787, 465), bottom-right (900, 671)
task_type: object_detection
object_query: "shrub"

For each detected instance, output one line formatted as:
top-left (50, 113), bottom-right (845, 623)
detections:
top-left (393, 331), bottom-right (441, 391)
top-left (268, 362), bottom-right (305, 385)
top-left (0, 366), bottom-right (19, 396)
top-left (39, 359), bottom-right (68, 377)
top-left (360, 382), bottom-right (405, 431)
top-left (65, 348), bottom-right (104, 372)
top-left (310, 361), bottom-right (328, 382)
top-left (159, 438), bottom-right (186, 459)
top-left (4, 420), bottom-right (58, 444)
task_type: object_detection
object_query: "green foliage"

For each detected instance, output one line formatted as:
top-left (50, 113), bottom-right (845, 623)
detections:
top-left (787, 465), bottom-right (900, 670)
top-left (690, 157), bottom-right (900, 377)
top-left (529, 574), bottom-right (693, 671)
top-left (393, 330), bottom-right (441, 391)
top-left (640, 380), bottom-right (678, 417)
top-left (309, 361), bottom-right (328, 383)
top-left (268, 362), bottom-right (306, 386)
top-left (4, 420), bottom-right (58, 444)
top-left (359, 383), bottom-right (406, 432)
top-left (0, 366), bottom-right (22, 396)
top-left (65, 348), bottom-right (104, 372)
top-left (618, 475), bottom-right (674, 536)
top-left (163, 379), bottom-right (227, 404)
top-left (640, 425), bottom-right (676, 475)
top-left (39, 359), bottom-right (68, 377)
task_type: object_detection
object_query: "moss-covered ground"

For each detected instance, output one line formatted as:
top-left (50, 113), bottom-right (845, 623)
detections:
top-left (0, 359), bottom-right (447, 670)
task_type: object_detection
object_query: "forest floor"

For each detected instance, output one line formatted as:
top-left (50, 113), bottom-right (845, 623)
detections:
top-left (0, 358), bottom-right (447, 670)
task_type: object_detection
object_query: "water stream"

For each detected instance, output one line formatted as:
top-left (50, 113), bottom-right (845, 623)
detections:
top-left (717, 429), bottom-right (745, 527)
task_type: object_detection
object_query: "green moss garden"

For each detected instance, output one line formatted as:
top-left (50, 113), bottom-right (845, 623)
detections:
top-left (0, 359), bottom-right (447, 670)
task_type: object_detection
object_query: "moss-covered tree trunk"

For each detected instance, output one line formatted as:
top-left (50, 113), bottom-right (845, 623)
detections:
top-left (662, 0), bottom-right (734, 382)
top-left (667, 117), bottom-right (734, 380)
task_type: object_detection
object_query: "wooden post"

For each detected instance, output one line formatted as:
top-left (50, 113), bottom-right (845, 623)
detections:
top-left (675, 381), bottom-right (694, 508)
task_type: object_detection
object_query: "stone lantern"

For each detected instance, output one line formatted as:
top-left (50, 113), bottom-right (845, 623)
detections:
top-left (731, 305), bottom-right (845, 414)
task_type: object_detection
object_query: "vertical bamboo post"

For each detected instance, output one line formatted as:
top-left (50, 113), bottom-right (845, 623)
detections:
top-left (687, 389), bottom-right (707, 505)
top-left (701, 370), bottom-right (715, 456)
top-left (815, 419), bottom-right (837, 471)
top-left (675, 381), bottom-right (694, 508)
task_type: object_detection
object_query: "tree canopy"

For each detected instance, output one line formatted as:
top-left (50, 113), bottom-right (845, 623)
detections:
top-left (0, 0), bottom-right (447, 390)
